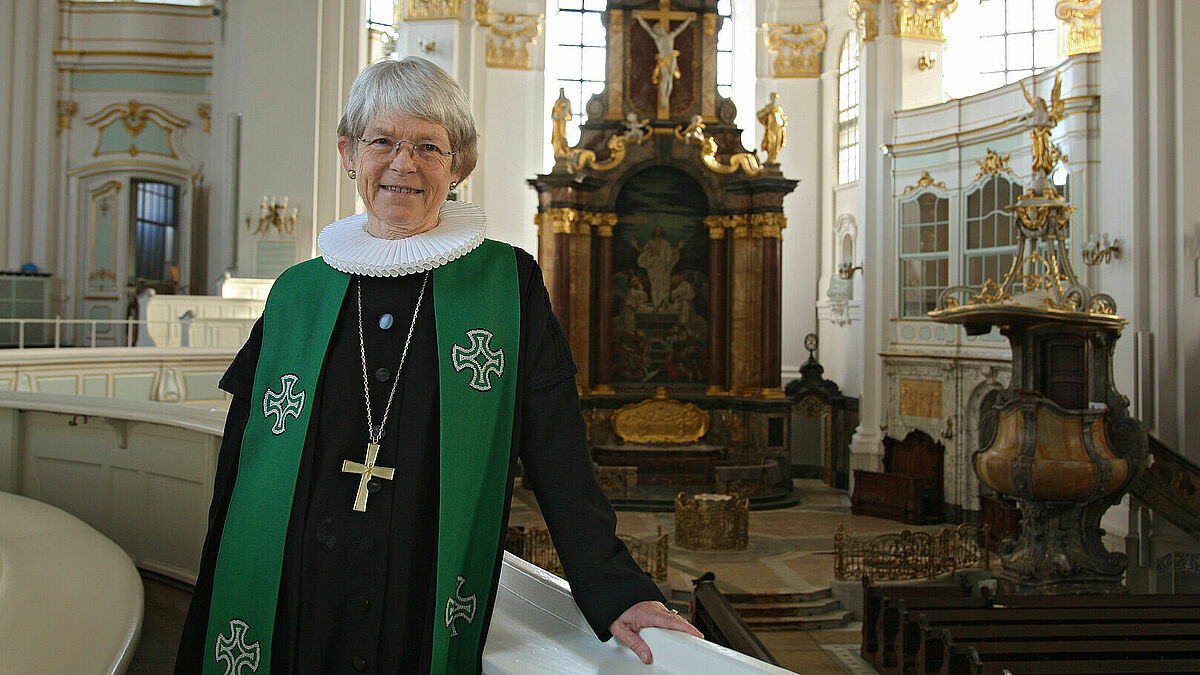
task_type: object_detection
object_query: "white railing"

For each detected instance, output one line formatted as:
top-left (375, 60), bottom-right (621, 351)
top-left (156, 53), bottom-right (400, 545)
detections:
top-left (0, 317), bottom-right (256, 349)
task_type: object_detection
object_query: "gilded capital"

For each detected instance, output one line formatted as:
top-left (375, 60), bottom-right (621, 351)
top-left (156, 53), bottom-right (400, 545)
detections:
top-left (405, 0), bottom-right (462, 21)
top-left (848, 0), bottom-right (881, 42)
top-left (891, 0), bottom-right (958, 41)
top-left (763, 23), bottom-right (827, 78)
top-left (751, 212), bottom-right (787, 238)
top-left (546, 207), bottom-right (579, 235)
top-left (1056, 0), bottom-right (1101, 55)
top-left (482, 12), bottom-right (543, 69)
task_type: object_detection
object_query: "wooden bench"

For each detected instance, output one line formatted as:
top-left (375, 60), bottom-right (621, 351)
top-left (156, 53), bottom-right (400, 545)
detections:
top-left (895, 598), bottom-right (1200, 675)
top-left (919, 618), bottom-right (1200, 675)
top-left (852, 430), bottom-right (943, 524)
top-left (942, 633), bottom-right (1200, 675)
top-left (859, 575), bottom-right (975, 673)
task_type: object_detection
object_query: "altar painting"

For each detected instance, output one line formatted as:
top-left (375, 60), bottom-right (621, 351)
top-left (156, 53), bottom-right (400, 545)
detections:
top-left (612, 167), bottom-right (709, 384)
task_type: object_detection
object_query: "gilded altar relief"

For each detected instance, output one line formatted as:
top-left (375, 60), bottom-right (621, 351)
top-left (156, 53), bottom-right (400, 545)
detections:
top-left (612, 167), bottom-right (709, 385)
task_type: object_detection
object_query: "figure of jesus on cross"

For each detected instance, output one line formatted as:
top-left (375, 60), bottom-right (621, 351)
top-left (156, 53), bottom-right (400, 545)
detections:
top-left (634, 0), bottom-right (695, 116)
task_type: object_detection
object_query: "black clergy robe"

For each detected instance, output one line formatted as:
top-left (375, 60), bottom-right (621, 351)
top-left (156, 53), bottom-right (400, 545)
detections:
top-left (176, 247), bottom-right (664, 673)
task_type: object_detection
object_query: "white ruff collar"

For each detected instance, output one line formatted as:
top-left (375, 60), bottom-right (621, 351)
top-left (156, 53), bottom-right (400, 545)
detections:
top-left (317, 200), bottom-right (487, 277)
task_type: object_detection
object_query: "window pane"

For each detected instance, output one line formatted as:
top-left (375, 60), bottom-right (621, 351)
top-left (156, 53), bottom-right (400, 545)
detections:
top-left (557, 11), bottom-right (582, 41)
top-left (904, 260), bottom-right (922, 286)
top-left (977, 0), bottom-right (1004, 27)
top-left (1007, 0), bottom-right (1034, 31)
top-left (582, 0), bottom-right (606, 10)
top-left (716, 22), bottom-right (733, 50)
top-left (1034, 0), bottom-right (1058, 30)
top-left (717, 0), bottom-right (731, 14)
top-left (977, 36), bottom-right (1005, 72)
top-left (1008, 33), bottom-right (1034, 70)
top-left (717, 51), bottom-right (733, 83)
top-left (903, 226), bottom-right (919, 253)
top-left (1034, 29), bottom-right (1057, 66)
top-left (558, 0), bottom-right (582, 10)
top-left (582, 46), bottom-right (606, 81)
top-left (582, 12), bottom-right (605, 45)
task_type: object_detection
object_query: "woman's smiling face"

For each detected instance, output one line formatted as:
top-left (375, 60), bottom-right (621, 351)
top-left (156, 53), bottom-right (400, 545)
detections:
top-left (338, 112), bottom-right (460, 239)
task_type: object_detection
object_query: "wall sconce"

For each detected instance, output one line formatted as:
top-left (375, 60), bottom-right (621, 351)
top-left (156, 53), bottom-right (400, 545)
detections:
top-left (837, 257), bottom-right (863, 280)
top-left (917, 52), bottom-right (937, 71)
top-left (1082, 233), bottom-right (1121, 266)
top-left (246, 195), bottom-right (297, 235)
top-left (418, 38), bottom-right (437, 54)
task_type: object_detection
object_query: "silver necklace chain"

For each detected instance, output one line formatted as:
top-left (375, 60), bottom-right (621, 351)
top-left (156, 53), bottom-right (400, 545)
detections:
top-left (357, 272), bottom-right (428, 445)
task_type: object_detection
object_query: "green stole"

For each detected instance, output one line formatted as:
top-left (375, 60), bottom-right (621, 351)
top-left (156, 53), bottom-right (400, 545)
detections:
top-left (203, 240), bottom-right (519, 674)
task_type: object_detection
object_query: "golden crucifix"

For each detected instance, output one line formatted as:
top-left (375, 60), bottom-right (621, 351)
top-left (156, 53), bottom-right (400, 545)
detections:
top-left (341, 442), bottom-right (395, 512)
top-left (633, 0), bottom-right (695, 118)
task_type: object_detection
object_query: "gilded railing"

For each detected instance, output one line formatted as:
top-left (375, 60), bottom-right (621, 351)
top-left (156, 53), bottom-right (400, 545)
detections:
top-left (506, 525), bottom-right (670, 581)
top-left (833, 523), bottom-right (989, 581)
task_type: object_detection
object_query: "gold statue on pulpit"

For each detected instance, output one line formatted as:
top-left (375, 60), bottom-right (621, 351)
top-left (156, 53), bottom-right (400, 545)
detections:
top-left (1019, 72), bottom-right (1065, 179)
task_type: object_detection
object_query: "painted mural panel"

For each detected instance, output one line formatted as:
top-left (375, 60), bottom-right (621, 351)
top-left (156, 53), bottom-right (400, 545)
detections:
top-left (612, 167), bottom-right (708, 384)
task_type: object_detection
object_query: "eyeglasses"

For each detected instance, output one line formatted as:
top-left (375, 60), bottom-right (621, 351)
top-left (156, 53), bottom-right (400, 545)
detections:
top-left (357, 137), bottom-right (455, 164)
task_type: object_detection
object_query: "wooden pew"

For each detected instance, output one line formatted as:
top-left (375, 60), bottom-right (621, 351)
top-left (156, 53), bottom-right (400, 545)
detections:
top-left (942, 633), bottom-right (1200, 675)
top-left (860, 576), bottom-right (973, 670)
top-left (918, 620), bottom-right (1200, 675)
top-left (912, 593), bottom-right (1200, 672)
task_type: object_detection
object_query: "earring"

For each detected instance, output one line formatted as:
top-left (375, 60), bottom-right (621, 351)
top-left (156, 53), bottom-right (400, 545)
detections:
top-left (347, 169), bottom-right (356, 180)
top-left (449, 181), bottom-right (458, 189)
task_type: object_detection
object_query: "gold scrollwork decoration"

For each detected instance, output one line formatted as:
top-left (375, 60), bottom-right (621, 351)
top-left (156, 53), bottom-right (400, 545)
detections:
top-left (612, 387), bottom-right (710, 444)
top-left (479, 11), bottom-right (543, 70)
top-left (975, 148), bottom-right (1014, 181)
top-left (197, 103), bottom-right (212, 134)
top-left (701, 136), bottom-right (762, 176)
top-left (902, 170), bottom-right (947, 195)
top-left (569, 134), bottom-right (628, 172)
top-left (405, 0), bottom-right (462, 21)
top-left (762, 23), bottom-right (827, 78)
top-left (57, 100), bottom-right (77, 136)
top-left (891, 0), bottom-right (958, 41)
top-left (1055, 0), bottom-right (1101, 56)
top-left (83, 100), bottom-right (190, 158)
top-left (848, 0), bottom-right (881, 42)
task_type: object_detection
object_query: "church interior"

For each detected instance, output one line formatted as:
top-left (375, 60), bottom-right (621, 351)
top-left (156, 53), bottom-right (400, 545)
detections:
top-left (1, 0), bottom-right (1198, 672)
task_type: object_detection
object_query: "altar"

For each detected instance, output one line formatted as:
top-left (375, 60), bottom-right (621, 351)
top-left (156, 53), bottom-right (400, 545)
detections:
top-left (529, 0), bottom-right (799, 497)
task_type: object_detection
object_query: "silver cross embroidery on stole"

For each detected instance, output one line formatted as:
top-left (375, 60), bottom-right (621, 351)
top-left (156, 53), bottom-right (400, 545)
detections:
top-left (444, 575), bottom-right (478, 637)
top-left (214, 618), bottom-right (261, 675)
top-left (262, 373), bottom-right (305, 435)
top-left (341, 442), bottom-right (395, 511)
top-left (451, 329), bottom-right (505, 391)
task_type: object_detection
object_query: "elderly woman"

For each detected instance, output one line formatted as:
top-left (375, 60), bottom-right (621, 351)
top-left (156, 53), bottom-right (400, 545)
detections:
top-left (175, 57), bottom-right (699, 674)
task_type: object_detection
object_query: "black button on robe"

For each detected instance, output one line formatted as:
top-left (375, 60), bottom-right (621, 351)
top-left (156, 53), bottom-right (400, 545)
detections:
top-left (176, 248), bottom-right (663, 673)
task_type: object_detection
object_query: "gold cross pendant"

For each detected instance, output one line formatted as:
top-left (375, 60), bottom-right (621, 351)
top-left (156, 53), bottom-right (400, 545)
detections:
top-left (341, 442), bottom-right (395, 512)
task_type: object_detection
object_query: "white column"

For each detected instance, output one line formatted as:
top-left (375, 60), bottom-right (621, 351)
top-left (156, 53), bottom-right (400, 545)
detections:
top-left (849, 31), bottom-right (895, 474)
top-left (2, 0), bottom-right (55, 271)
top-left (1174, 0), bottom-right (1200, 456)
top-left (312, 0), bottom-right (368, 254)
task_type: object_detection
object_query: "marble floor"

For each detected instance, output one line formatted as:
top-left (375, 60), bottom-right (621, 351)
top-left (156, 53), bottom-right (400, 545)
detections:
top-left (130, 481), bottom-right (936, 673)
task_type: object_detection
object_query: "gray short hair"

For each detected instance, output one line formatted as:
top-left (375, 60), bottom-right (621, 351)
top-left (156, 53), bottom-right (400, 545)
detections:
top-left (337, 56), bottom-right (478, 178)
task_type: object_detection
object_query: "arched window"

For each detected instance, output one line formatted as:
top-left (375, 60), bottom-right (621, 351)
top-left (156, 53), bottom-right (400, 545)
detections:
top-left (964, 176), bottom-right (1022, 289)
top-left (549, 0), bottom-right (608, 148)
top-left (837, 31), bottom-right (860, 185)
top-left (899, 190), bottom-right (949, 317)
top-left (715, 0), bottom-right (734, 97)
